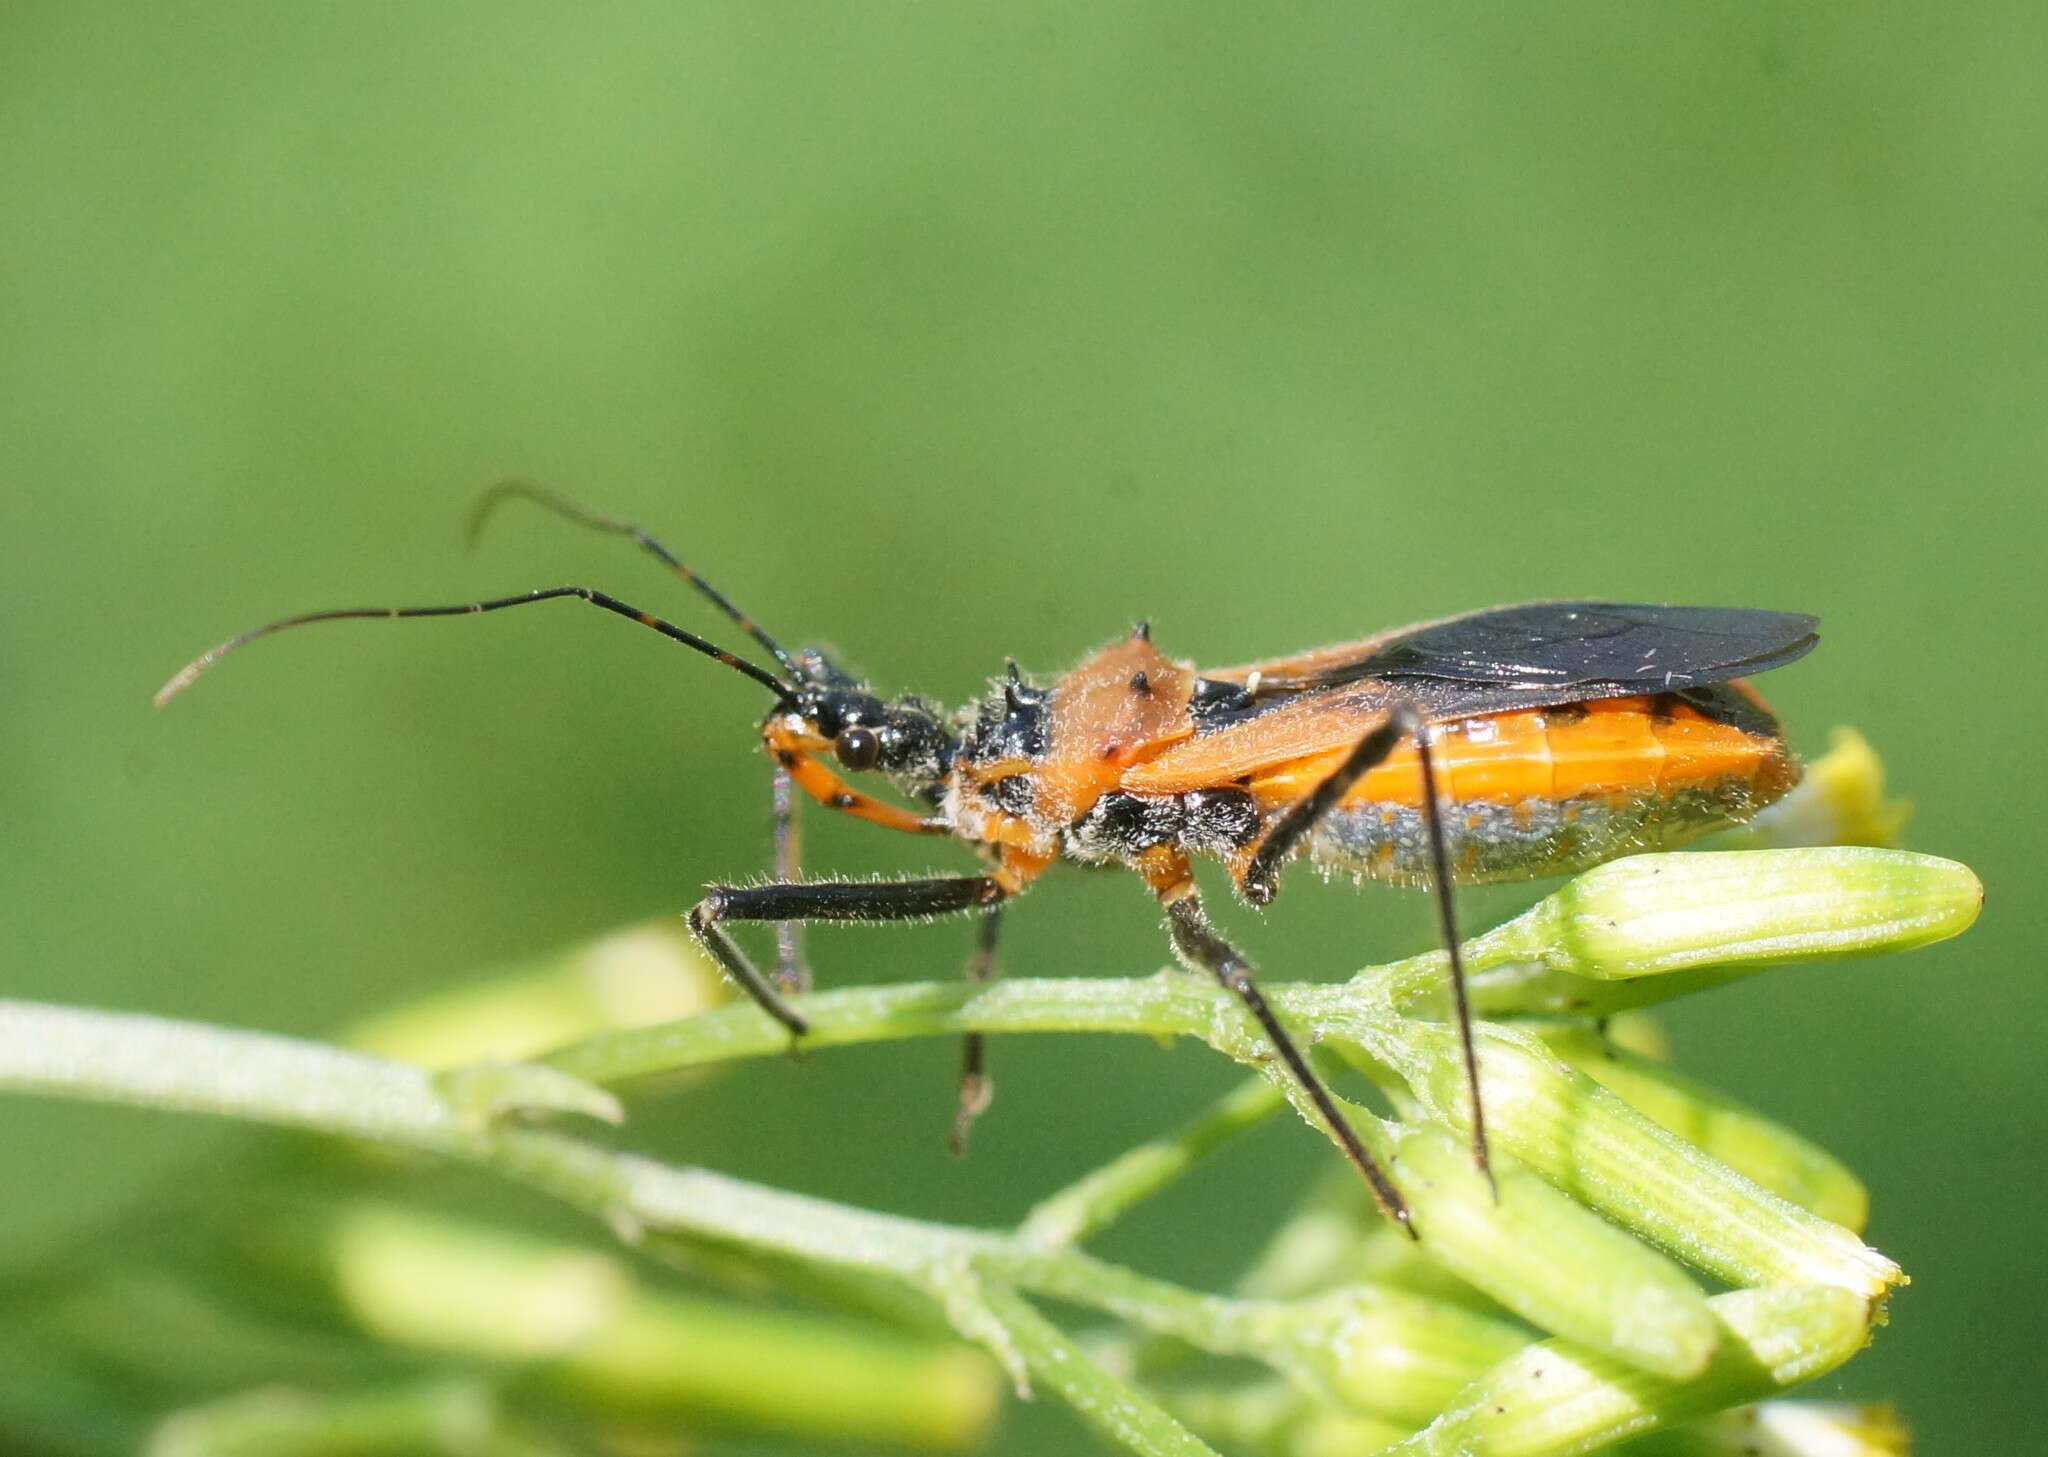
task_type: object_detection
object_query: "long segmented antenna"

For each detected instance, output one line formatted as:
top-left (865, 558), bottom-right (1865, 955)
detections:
top-left (470, 482), bottom-right (802, 680)
top-left (154, 586), bottom-right (797, 708)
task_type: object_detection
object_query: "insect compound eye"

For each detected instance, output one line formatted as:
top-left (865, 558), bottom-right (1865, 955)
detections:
top-left (833, 725), bottom-right (882, 772)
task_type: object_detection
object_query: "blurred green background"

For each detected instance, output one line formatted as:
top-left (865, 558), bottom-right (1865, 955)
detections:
top-left (4, 4), bottom-right (2042, 1453)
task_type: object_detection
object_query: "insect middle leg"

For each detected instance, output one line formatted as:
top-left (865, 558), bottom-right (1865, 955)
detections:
top-left (1240, 703), bottom-right (1489, 1185)
top-left (949, 904), bottom-right (1003, 1156)
top-left (686, 875), bottom-right (1008, 1037)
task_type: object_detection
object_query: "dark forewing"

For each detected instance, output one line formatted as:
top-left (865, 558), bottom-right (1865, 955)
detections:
top-left (1127, 603), bottom-right (1816, 794)
top-left (1247, 603), bottom-right (1817, 700)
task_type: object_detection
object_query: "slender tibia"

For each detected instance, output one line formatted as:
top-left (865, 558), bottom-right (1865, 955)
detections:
top-left (949, 905), bottom-right (1004, 1156)
top-left (1408, 712), bottom-right (1489, 1190)
top-left (1162, 896), bottom-right (1412, 1230)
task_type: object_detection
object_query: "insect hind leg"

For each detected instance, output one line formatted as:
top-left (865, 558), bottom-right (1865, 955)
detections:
top-left (1154, 884), bottom-right (1412, 1230)
top-left (1237, 704), bottom-right (1492, 1192)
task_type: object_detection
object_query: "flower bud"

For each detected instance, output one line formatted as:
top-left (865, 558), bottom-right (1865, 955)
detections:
top-left (1382, 1124), bottom-right (1719, 1381)
top-left (1237, 1285), bottom-right (1528, 1425)
top-left (1456, 848), bottom-right (1980, 1017)
top-left (1533, 1023), bottom-right (1867, 1231)
top-left (1489, 848), bottom-right (1977, 981)
top-left (1388, 1286), bottom-right (1873, 1457)
top-left (1397, 1026), bottom-right (1900, 1299)
top-left (331, 1204), bottom-right (629, 1361)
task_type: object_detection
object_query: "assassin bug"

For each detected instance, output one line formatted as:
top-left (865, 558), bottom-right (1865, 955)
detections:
top-left (157, 484), bottom-right (1817, 1228)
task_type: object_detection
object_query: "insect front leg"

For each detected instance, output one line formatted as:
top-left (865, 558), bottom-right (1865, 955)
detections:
top-left (686, 875), bottom-right (1010, 1040)
top-left (1238, 703), bottom-right (1490, 1189)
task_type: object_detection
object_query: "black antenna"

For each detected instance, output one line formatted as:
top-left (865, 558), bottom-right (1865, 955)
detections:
top-left (470, 482), bottom-right (802, 680)
top-left (154, 586), bottom-right (797, 708)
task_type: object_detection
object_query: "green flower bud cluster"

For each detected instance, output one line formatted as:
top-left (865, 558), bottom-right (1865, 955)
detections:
top-left (1151, 841), bottom-right (1977, 1456)
top-left (0, 732), bottom-right (1974, 1457)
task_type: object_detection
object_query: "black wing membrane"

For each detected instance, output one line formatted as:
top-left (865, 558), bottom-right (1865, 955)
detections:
top-left (1271, 603), bottom-right (1819, 700)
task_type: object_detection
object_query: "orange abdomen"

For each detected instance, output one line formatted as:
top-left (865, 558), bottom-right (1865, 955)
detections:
top-left (1255, 690), bottom-right (1798, 887)
top-left (1249, 694), bottom-right (1790, 809)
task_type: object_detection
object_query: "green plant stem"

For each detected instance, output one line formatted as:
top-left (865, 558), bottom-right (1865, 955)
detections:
top-left (0, 1002), bottom-right (1273, 1455)
top-left (969, 1282), bottom-right (1220, 1457)
top-left (538, 848), bottom-right (1977, 1099)
top-left (1019, 1075), bottom-right (1286, 1248)
top-left (1, 847), bottom-right (1971, 1456)
top-left (540, 971), bottom-right (1318, 1086)
top-left (0, 1001), bottom-right (1764, 1429)
top-left (540, 965), bottom-right (1901, 1344)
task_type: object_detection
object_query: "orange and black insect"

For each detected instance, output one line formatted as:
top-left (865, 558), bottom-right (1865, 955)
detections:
top-left (157, 484), bottom-right (1818, 1227)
